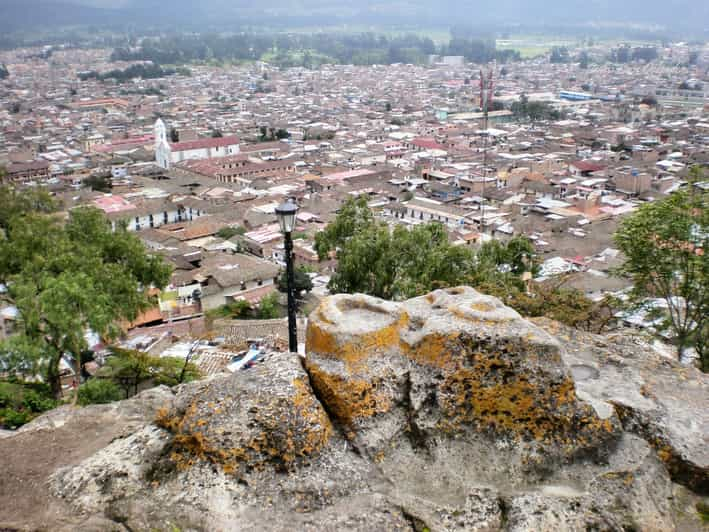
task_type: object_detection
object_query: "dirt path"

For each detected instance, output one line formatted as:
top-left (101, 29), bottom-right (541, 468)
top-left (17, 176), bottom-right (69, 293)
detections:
top-left (0, 403), bottom-right (154, 530)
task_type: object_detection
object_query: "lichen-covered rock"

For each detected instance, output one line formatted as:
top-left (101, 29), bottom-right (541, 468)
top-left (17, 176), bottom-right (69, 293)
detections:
top-left (306, 287), bottom-right (621, 466)
top-left (533, 316), bottom-right (709, 495)
top-left (5, 289), bottom-right (709, 531)
top-left (156, 351), bottom-right (332, 476)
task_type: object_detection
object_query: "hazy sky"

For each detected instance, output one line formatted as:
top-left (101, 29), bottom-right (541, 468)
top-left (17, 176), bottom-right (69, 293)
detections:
top-left (4, 0), bottom-right (709, 33)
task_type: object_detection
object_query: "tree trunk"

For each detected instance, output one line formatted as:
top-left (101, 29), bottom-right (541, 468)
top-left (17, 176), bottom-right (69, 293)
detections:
top-left (676, 336), bottom-right (687, 362)
top-left (70, 353), bottom-right (80, 406)
top-left (47, 355), bottom-right (62, 400)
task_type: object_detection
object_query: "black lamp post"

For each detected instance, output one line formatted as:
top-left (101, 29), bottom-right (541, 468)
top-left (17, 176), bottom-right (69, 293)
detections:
top-left (275, 199), bottom-right (299, 353)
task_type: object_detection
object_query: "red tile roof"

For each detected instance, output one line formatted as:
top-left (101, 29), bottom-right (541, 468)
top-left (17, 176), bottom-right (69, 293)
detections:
top-left (170, 136), bottom-right (240, 152)
top-left (411, 137), bottom-right (446, 151)
top-left (571, 161), bottom-right (606, 173)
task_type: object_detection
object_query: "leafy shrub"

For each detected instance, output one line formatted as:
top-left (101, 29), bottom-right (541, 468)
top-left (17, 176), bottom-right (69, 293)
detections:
top-left (216, 226), bottom-right (245, 240)
top-left (78, 379), bottom-right (122, 406)
top-left (22, 389), bottom-right (56, 413)
top-left (0, 408), bottom-right (31, 428)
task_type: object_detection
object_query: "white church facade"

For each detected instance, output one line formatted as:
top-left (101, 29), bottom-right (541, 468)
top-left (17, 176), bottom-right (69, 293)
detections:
top-left (154, 119), bottom-right (240, 169)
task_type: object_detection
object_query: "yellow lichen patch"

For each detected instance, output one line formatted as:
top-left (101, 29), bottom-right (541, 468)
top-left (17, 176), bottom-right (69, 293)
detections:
top-left (437, 352), bottom-right (583, 441)
top-left (470, 302), bottom-right (494, 313)
top-left (306, 363), bottom-right (392, 425)
top-left (657, 445), bottom-right (674, 464)
top-left (157, 379), bottom-right (332, 476)
top-left (292, 377), bottom-right (333, 455)
top-left (400, 332), bottom-right (460, 369)
top-left (307, 313), bottom-right (409, 370)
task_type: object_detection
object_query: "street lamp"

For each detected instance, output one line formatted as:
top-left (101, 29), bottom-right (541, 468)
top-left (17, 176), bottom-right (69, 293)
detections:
top-left (275, 199), bottom-right (299, 353)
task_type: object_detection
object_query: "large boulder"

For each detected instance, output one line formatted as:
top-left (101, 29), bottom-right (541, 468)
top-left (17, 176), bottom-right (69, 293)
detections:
top-left (154, 351), bottom-right (332, 476)
top-left (305, 287), bottom-right (621, 473)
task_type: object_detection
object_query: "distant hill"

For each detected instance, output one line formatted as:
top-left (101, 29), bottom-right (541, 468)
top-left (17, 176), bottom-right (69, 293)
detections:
top-left (1, 0), bottom-right (708, 34)
top-left (0, 1), bottom-right (119, 30)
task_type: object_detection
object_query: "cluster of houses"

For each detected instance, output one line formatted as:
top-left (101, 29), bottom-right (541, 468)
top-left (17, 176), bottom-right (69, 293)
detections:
top-left (1, 41), bottom-right (708, 375)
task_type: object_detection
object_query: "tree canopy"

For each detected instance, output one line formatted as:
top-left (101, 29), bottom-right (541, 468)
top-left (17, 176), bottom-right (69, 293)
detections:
top-left (95, 348), bottom-right (200, 399)
top-left (614, 167), bottom-right (708, 370)
top-left (0, 188), bottom-right (172, 397)
top-left (316, 197), bottom-right (626, 334)
top-left (278, 266), bottom-right (314, 296)
top-left (315, 197), bottom-right (539, 301)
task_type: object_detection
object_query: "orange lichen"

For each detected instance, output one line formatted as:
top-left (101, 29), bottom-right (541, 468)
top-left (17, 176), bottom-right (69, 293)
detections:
top-left (436, 350), bottom-right (603, 442)
top-left (156, 378), bottom-right (332, 476)
top-left (292, 377), bottom-right (333, 453)
top-left (470, 302), bottom-right (494, 312)
top-left (306, 312), bottom-right (409, 370)
top-left (306, 363), bottom-right (392, 425)
top-left (400, 332), bottom-right (460, 369)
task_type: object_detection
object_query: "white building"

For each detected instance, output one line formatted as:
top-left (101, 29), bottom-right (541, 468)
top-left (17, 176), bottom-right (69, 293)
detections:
top-left (154, 119), bottom-right (240, 169)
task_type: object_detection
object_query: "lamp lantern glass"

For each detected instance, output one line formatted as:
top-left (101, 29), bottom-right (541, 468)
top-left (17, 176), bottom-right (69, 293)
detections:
top-left (275, 200), bottom-right (298, 234)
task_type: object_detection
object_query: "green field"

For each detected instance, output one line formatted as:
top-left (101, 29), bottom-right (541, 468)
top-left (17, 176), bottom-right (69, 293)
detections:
top-left (496, 35), bottom-right (577, 58)
top-left (253, 25), bottom-right (452, 45)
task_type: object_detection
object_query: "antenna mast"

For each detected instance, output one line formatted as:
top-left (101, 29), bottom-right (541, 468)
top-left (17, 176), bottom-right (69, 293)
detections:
top-left (479, 65), bottom-right (494, 234)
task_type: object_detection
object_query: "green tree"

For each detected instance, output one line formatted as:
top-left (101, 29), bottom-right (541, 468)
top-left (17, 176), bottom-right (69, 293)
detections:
top-left (0, 186), bottom-right (58, 228)
top-left (278, 266), bottom-right (314, 296)
top-left (327, 221), bottom-right (476, 300)
top-left (78, 379), bottom-right (122, 405)
top-left (314, 196), bottom-right (374, 261)
top-left (614, 167), bottom-right (708, 366)
top-left (206, 299), bottom-right (253, 321)
top-left (0, 195), bottom-right (172, 399)
top-left (83, 174), bottom-right (112, 193)
top-left (98, 348), bottom-right (200, 398)
top-left (259, 126), bottom-right (270, 141)
top-left (169, 127), bottom-right (179, 143)
top-left (256, 292), bottom-right (281, 319)
top-left (0, 381), bottom-right (56, 429)
top-left (211, 129), bottom-right (223, 138)
top-left (476, 236), bottom-right (538, 277)
top-left (511, 97), bottom-right (560, 123)
top-left (99, 348), bottom-right (155, 398)
top-left (153, 355), bottom-right (201, 387)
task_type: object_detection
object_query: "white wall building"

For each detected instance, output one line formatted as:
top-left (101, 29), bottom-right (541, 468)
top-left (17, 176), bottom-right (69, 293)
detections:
top-left (154, 119), bottom-right (240, 169)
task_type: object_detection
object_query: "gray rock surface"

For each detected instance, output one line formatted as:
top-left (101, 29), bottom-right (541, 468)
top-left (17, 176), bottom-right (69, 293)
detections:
top-left (305, 288), bottom-right (622, 474)
top-left (534, 317), bottom-right (709, 495)
top-left (1, 288), bottom-right (707, 531)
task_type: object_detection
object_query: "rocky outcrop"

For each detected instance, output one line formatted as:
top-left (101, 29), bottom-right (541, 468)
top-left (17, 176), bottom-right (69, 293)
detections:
top-left (1, 288), bottom-right (707, 531)
top-left (154, 352), bottom-right (332, 476)
top-left (535, 316), bottom-right (709, 495)
top-left (306, 288), bottom-right (620, 474)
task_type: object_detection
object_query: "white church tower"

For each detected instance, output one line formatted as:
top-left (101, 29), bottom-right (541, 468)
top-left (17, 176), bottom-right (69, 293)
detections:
top-left (154, 119), bottom-right (172, 169)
